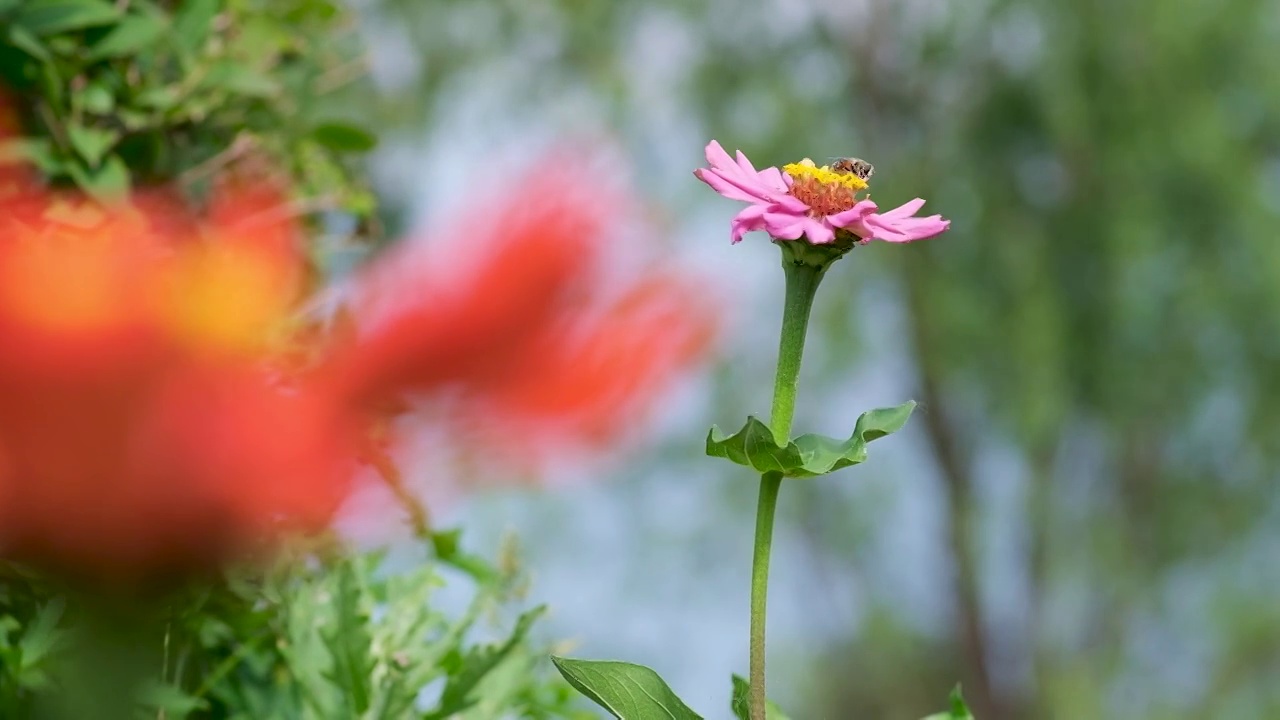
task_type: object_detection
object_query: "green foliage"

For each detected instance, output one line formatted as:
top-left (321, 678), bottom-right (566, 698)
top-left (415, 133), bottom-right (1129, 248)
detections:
top-left (551, 657), bottom-right (703, 720)
top-left (1, 539), bottom-right (581, 719)
top-left (922, 686), bottom-right (974, 720)
top-left (0, 597), bottom-right (67, 709)
top-left (0, 564), bottom-right (65, 713)
top-left (0, 0), bottom-right (376, 220)
top-left (728, 675), bottom-right (790, 720)
top-left (706, 402), bottom-right (915, 478)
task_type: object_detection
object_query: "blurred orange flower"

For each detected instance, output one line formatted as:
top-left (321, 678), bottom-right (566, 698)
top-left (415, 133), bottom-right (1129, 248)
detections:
top-left (0, 148), bottom-right (715, 578)
top-left (338, 162), bottom-right (717, 473)
top-left (0, 178), bottom-right (348, 577)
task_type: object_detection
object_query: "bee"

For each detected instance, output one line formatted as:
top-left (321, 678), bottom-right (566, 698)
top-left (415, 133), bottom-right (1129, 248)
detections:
top-left (830, 157), bottom-right (874, 181)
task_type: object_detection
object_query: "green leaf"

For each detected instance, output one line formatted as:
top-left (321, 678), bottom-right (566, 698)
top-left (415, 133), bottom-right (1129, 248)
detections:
top-left (202, 61), bottom-right (279, 98)
top-left (706, 401), bottom-right (916, 478)
top-left (422, 606), bottom-right (545, 719)
top-left (921, 685), bottom-right (975, 720)
top-left (309, 122), bottom-right (378, 153)
top-left (172, 0), bottom-right (218, 55)
top-left (67, 154), bottom-right (129, 201)
top-left (17, 598), bottom-right (65, 673)
top-left (66, 122), bottom-right (119, 167)
top-left (133, 86), bottom-right (178, 111)
top-left (320, 561), bottom-right (374, 715)
top-left (431, 529), bottom-right (501, 585)
top-left (550, 657), bottom-right (703, 720)
top-left (7, 24), bottom-right (52, 62)
top-left (86, 13), bottom-right (166, 60)
top-left (79, 81), bottom-right (114, 114)
top-left (729, 675), bottom-right (790, 720)
top-left (136, 680), bottom-right (209, 719)
top-left (15, 0), bottom-right (120, 36)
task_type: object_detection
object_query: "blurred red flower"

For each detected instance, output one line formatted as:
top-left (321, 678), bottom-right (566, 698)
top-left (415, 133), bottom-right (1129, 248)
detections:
top-left (0, 148), bottom-right (715, 579)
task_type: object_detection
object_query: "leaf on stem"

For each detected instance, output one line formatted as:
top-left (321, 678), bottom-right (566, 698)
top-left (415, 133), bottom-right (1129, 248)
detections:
top-left (706, 401), bottom-right (916, 478)
top-left (921, 685), bottom-right (976, 720)
top-left (551, 657), bottom-right (704, 720)
top-left (729, 674), bottom-right (791, 720)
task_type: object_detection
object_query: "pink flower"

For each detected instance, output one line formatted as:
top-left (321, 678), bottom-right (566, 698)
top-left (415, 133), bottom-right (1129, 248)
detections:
top-left (694, 140), bottom-right (949, 245)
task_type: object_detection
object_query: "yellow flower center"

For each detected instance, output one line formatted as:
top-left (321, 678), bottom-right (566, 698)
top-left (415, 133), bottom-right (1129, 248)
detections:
top-left (783, 158), bottom-right (868, 216)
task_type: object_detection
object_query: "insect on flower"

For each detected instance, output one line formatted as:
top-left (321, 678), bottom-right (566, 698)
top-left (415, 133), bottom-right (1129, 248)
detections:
top-left (829, 157), bottom-right (874, 181)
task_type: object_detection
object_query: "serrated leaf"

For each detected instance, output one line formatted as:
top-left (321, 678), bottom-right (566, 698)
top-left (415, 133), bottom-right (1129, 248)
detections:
top-left (706, 401), bottom-right (916, 478)
top-left (729, 675), bottom-right (790, 720)
top-left (66, 122), bottom-right (119, 167)
top-left (320, 561), bottom-right (374, 715)
top-left (309, 121), bottom-right (378, 153)
top-left (422, 606), bottom-right (545, 719)
top-left (137, 680), bottom-right (209, 718)
top-left (921, 685), bottom-right (975, 720)
top-left (17, 598), bottom-right (65, 672)
top-left (86, 13), bottom-right (166, 60)
top-left (15, 0), bottom-right (120, 36)
top-left (551, 657), bottom-right (703, 720)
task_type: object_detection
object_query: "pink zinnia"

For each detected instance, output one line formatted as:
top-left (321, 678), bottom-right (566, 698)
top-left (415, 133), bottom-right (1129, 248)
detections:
top-left (694, 140), bottom-right (949, 245)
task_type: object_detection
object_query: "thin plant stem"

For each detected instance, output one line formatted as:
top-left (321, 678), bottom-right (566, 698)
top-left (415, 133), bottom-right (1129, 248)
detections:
top-left (749, 255), bottom-right (825, 720)
top-left (364, 442), bottom-right (431, 537)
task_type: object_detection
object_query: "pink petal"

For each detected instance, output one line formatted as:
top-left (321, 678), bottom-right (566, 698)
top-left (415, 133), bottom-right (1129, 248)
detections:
top-left (858, 198), bottom-right (950, 243)
top-left (803, 218), bottom-right (836, 245)
top-left (704, 140), bottom-right (737, 172)
top-left (763, 210), bottom-right (808, 241)
top-left (730, 204), bottom-right (769, 244)
top-left (876, 198), bottom-right (926, 220)
top-left (694, 168), bottom-right (772, 204)
top-left (697, 141), bottom-right (791, 204)
top-left (826, 200), bottom-right (878, 228)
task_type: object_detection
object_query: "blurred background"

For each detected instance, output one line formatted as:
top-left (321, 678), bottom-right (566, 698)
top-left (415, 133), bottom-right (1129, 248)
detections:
top-left (331, 0), bottom-right (1280, 718)
top-left (7, 0), bottom-right (1279, 717)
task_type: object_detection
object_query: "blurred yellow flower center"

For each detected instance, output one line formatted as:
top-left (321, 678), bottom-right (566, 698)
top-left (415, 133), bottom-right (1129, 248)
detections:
top-left (157, 244), bottom-right (297, 357)
top-left (783, 159), bottom-right (867, 216)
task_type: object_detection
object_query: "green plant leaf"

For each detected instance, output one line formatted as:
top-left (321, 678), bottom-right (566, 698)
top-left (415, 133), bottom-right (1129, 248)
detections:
top-left (706, 401), bottom-right (916, 478)
top-left (137, 680), bottom-right (209, 719)
top-left (320, 561), bottom-right (374, 715)
top-left (202, 61), bottom-right (279, 98)
top-left (66, 154), bottom-right (129, 200)
top-left (15, 0), bottom-right (120, 36)
top-left (921, 685), bottom-right (975, 720)
top-left (729, 675), bottom-right (790, 720)
top-left (87, 13), bottom-right (166, 60)
top-left (550, 657), bottom-right (703, 720)
top-left (422, 606), bottom-right (545, 719)
top-left (172, 0), bottom-right (218, 55)
top-left (78, 81), bottom-right (114, 114)
top-left (66, 122), bottom-right (119, 167)
top-left (17, 598), bottom-right (65, 672)
top-left (7, 24), bottom-right (52, 62)
top-left (309, 121), bottom-right (378, 153)
top-left (431, 529), bottom-right (501, 585)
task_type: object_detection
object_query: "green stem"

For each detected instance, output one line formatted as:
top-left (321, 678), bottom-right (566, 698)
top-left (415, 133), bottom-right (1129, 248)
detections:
top-left (749, 254), bottom-right (825, 720)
